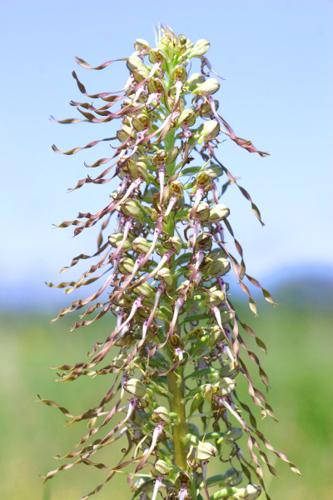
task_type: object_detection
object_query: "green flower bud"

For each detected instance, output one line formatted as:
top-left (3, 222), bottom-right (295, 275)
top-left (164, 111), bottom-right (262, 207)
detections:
top-left (196, 233), bottom-right (212, 250)
top-left (134, 38), bottom-right (150, 53)
top-left (116, 124), bottom-right (135, 142)
top-left (195, 171), bottom-right (215, 190)
top-left (178, 108), bottom-right (196, 127)
top-left (133, 282), bottom-right (155, 299)
top-left (193, 78), bottom-right (220, 96)
top-left (189, 39), bottom-right (210, 58)
top-left (163, 236), bottom-right (183, 253)
top-left (207, 289), bottom-right (226, 306)
top-left (198, 99), bottom-right (219, 117)
top-left (152, 406), bottom-right (170, 423)
top-left (198, 119), bottom-right (220, 144)
top-left (178, 34), bottom-right (190, 47)
top-left (121, 199), bottom-right (145, 221)
top-left (108, 232), bottom-right (130, 249)
top-left (119, 257), bottom-right (135, 275)
top-left (187, 73), bottom-right (205, 86)
top-left (127, 54), bottom-right (150, 78)
top-left (201, 256), bottom-right (230, 277)
top-left (154, 459), bottom-right (173, 475)
top-left (239, 485), bottom-right (261, 500)
top-left (132, 237), bottom-right (152, 254)
top-left (196, 440), bottom-right (217, 460)
top-left (211, 485), bottom-right (261, 500)
top-left (148, 78), bottom-right (165, 94)
top-left (157, 267), bottom-right (173, 288)
top-left (169, 181), bottom-right (184, 198)
top-left (208, 257), bottom-right (231, 277)
top-left (152, 150), bottom-right (167, 165)
top-left (127, 158), bottom-right (149, 180)
top-left (132, 113), bottom-right (150, 131)
top-left (209, 204), bottom-right (230, 221)
top-left (195, 202), bottom-right (210, 222)
top-left (173, 65), bottom-right (187, 82)
top-left (124, 378), bottom-right (146, 397)
top-left (148, 48), bottom-right (165, 64)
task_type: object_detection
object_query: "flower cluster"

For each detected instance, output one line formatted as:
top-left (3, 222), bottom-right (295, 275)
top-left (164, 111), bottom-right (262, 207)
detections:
top-left (43, 26), bottom-right (299, 500)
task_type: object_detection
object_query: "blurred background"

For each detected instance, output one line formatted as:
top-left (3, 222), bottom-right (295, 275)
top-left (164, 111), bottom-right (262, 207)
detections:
top-left (0, 0), bottom-right (332, 498)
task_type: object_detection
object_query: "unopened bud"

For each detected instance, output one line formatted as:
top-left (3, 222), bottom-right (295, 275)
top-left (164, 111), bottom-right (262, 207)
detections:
top-left (127, 158), bottom-right (149, 180)
top-left (133, 282), bottom-right (155, 299)
top-left (119, 257), bottom-right (135, 275)
top-left (157, 267), bottom-right (173, 288)
top-left (190, 39), bottom-right (210, 58)
top-left (121, 199), bottom-right (145, 221)
top-left (117, 124), bottom-right (135, 142)
top-left (152, 406), bottom-right (170, 423)
top-left (152, 150), bottom-right (167, 165)
top-left (208, 289), bottom-right (225, 306)
top-left (211, 484), bottom-right (260, 500)
top-left (178, 108), bottom-right (196, 127)
top-left (209, 204), bottom-right (230, 221)
top-left (169, 181), bottom-right (184, 198)
top-left (241, 485), bottom-right (261, 499)
top-left (196, 440), bottom-right (217, 460)
top-left (148, 48), bottom-right (165, 64)
top-left (132, 114), bottom-right (150, 131)
top-left (196, 233), bottom-right (212, 250)
top-left (164, 236), bottom-right (183, 253)
top-left (199, 99), bottom-right (219, 117)
top-left (193, 78), bottom-right (220, 96)
top-left (187, 72), bottom-right (205, 86)
top-left (173, 65), bottom-right (187, 82)
top-left (124, 378), bottom-right (146, 397)
top-left (134, 38), bottom-right (150, 53)
top-left (108, 233), bottom-right (130, 249)
top-left (148, 78), bottom-right (165, 94)
top-left (195, 202), bottom-right (210, 221)
top-left (198, 119), bottom-right (220, 144)
top-left (195, 172), bottom-right (214, 190)
top-left (209, 257), bottom-right (231, 276)
top-left (132, 237), bottom-right (152, 254)
top-left (154, 459), bottom-right (173, 475)
top-left (127, 54), bottom-right (149, 78)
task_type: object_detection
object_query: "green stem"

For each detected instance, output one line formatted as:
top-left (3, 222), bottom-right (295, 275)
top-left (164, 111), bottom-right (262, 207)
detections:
top-left (163, 70), bottom-right (189, 473)
top-left (167, 368), bottom-right (188, 470)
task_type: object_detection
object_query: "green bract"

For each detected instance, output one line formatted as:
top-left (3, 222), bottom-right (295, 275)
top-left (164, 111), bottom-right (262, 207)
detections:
top-left (45, 25), bottom-right (299, 500)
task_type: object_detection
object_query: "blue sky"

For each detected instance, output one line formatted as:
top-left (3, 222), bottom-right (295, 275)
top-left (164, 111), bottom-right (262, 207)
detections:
top-left (1, 0), bottom-right (332, 305)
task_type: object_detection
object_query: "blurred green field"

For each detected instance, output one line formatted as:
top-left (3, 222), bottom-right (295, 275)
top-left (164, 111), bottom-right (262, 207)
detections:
top-left (0, 304), bottom-right (332, 499)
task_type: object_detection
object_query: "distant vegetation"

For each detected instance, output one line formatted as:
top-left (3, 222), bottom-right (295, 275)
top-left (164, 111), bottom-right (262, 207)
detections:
top-left (1, 304), bottom-right (332, 499)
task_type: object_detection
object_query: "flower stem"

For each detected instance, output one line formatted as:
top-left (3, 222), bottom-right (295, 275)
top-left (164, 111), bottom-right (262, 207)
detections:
top-left (167, 368), bottom-right (188, 470)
